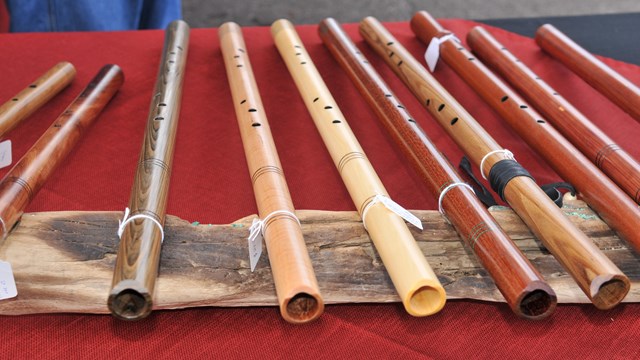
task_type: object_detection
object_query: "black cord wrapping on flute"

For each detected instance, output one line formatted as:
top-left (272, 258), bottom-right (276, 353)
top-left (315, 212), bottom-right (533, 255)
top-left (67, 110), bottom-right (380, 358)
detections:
top-left (458, 156), bottom-right (498, 207)
top-left (489, 159), bottom-right (534, 201)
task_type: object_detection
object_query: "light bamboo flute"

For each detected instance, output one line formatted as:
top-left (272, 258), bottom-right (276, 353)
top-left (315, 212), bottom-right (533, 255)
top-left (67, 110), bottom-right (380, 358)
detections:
top-left (0, 62), bottom-right (76, 138)
top-left (467, 26), bottom-right (640, 205)
top-left (219, 22), bottom-right (324, 323)
top-left (536, 24), bottom-right (640, 123)
top-left (318, 18), bottom-right (555, 319)
top-left (360, 17), bottom-right (629, 309)
top-left (272, 19), bottom-right (446, 316)
top-left (411, 11), bottom-right (640, 264)
top-left (109, 20), bottom-right (189, 321)
top-left (0, 64), bottom-right (123, 239)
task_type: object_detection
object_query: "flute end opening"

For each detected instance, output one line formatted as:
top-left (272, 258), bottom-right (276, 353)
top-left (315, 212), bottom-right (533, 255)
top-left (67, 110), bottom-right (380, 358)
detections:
top-left (108, 288), bottom-right (153, 321)
top-left (518, 288), bottom-right (557, 320)
top-left (405, 284), bottom-right (446, 317)
top-left (282, 292), bottom-right (324, 324)
top-left (590, 274), bottom-right (630, 310)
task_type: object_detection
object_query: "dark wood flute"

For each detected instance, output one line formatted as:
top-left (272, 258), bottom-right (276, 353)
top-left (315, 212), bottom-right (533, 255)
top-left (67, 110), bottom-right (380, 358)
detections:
top-left (319, 18), bottom-right (555, 319)
top-left (109, 20), bottom-right (189, 321)
top-left (272, 19), bottom-right (446, 316)
top-left (467, 26), bottom-right (640, 205)
top-left (536, 24), bottom-right (640, 123)
top-left (0, 64), bottom-right (123, 239)
top-left (360, 16), bottom-right (629, 310)
top-left (411, 11), bottom-right (640, 264)
top-left (219, 22), bottom-right (324, 323)
top-left (0, 62), bottom-right (75, 138)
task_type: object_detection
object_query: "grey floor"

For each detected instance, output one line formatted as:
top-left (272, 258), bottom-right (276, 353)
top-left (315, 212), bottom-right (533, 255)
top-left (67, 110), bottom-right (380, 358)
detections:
top-left (183, 0), bottom-right (640, 28)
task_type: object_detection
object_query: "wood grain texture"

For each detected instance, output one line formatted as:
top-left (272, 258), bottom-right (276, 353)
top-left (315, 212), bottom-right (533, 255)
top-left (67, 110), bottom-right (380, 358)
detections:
top-left (0, 62), bottom-right (75, 138)
top-left (0, 198), bottom-right (638, 316)
top-left (219, 22), bottom-right (323, 324)
top-left (0, 64), bottom-right (123, 240)
top-left (536, 24), bottom-right (640, 123)
top-left (359, 16), bottom-right (629, 310)
top-left (468, 26), bottom-right (640, 206)
top-left (109, 20), bottom-right (189, 321)
top-left (272, 19), bottom-right (445, 317)
top-left (319, 17), bottom-right (555, 320)
top-left (410, 12), bottom-right (640, 284)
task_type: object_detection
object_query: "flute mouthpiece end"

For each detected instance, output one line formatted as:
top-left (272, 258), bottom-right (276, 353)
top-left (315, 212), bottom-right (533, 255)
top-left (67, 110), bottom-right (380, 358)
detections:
top-left (590, 274), bottom-right (629, 310)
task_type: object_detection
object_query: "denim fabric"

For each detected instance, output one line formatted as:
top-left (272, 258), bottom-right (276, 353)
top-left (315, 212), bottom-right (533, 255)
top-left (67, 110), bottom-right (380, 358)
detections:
top-left (6, 0), bottom-right (181, 32)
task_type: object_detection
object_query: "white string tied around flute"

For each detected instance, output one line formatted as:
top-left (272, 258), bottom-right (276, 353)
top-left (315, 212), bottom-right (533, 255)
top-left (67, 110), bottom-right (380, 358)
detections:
top-left (361, 194), bottom-right (423, 231)
top-left (425, 33), bottom-right (460, 72)
top-left (480, 149), bottom-right (515, 180)
top-left (247, 210), bottom-right (301, 272)
top-left (438, 182), bottom-right (475, 223)
top-left (117, 207), bottom-right (165, 243)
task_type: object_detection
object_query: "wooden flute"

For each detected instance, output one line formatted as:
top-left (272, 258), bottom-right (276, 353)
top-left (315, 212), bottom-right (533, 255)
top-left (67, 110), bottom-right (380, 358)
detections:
top-left (0, 64), bottom-right (123, 239)
top-left (467, 26), bottom-right (640, 205)
top-left (0, 62), bottom-right (75, 138)
top-left (109, 20), bottom-right (189, 321)
top-left (272, 19), bottom-right (446, 316)
top-left (359, 17), bottom-right (628, 310)
top-left (219, 22), bottom-right (324, 323)
top-left (318, 18), bottom-right (555, 319)
top-left (411, 11), bottom-right (640, 264)
top-left (536, 24), bottom-right (640, 123)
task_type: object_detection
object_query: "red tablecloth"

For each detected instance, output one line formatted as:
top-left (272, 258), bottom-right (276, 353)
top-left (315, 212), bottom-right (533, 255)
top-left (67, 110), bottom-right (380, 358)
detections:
top-left (1, 19), bottom-right (639, 359)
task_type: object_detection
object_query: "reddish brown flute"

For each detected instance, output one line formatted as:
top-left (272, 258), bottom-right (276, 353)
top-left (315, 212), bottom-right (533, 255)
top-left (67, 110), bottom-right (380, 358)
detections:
top-left (0, 62), bottom-right (76, 138)
top-left (536, 24), bottom-right (640, 123)
top-left (0, 64), bottom-right (123, 239)
top-left (411, 11), bottom-right (640, 264)
top-left (360, 16), bottom-right (629, 310)
top-left (319, 18), bottom-right (555, 319)
top-left (467, 26), bottom-right (640, 205)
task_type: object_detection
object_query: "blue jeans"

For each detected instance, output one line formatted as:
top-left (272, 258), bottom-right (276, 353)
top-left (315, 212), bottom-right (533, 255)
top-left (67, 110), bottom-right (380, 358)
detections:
top-left (7, 0), bottom-right (182, 32)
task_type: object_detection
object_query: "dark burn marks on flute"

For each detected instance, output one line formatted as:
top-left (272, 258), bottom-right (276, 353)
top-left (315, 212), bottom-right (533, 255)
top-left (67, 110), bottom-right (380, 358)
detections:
top-left (251, 165), bottom-right (283, 185)
top-left (466, 222), bottom-right (492, 250)
top-left (338, 152), bottom-right (367, 175)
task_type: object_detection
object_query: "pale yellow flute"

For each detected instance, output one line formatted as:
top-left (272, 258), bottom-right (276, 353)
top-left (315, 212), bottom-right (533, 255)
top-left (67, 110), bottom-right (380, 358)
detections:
top-left (271, 19), bottom-right (445, 316)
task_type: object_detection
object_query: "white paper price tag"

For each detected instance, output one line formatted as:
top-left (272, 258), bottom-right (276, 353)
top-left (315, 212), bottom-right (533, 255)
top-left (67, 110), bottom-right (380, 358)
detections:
top-left (247, 218), bottom-right (263, 272)
top-left (0, 140), bottom-right (12, 169)
top-left (0, 260), bottom-right (17, 300)
top-left (377, 195), bottom-right (424, 230)
top-left (424, 34), bottom-right (459, 72)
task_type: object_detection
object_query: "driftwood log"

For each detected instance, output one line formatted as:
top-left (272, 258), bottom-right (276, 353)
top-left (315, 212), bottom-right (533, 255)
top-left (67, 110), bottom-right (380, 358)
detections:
top-left (0, 197), bottom-right (638, 315)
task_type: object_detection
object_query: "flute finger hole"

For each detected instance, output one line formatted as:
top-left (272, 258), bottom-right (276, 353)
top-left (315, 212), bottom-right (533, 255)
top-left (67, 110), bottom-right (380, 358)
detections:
top-left (324, 106), bottom-right (333, 110)
top-left (520, 105), bottom-right (528, 109)
top-left (501, 96), bottom-right (509, 102)
top-left (537, 120), bottom-right (546, 124)
top-left (450, 117), bottom-right (459, 125)
top-left (29, 84), bottom-right (37, 88)
top-left (158, 103), bottom-right (167, 107)
top-left (11, 98), bottom-right (18, 101)
top-left (252, 123), bottom-right (261, 127)
top-left (438, 104), bottom-right (445, 112)
top-left (332, 120), bottom-right (341, 124)
top-left (248, 108), bottom-right (257, 112)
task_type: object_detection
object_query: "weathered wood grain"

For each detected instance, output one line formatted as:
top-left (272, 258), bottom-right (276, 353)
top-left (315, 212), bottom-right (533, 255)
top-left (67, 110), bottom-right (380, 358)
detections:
top-left (0, 197), bottom-right (638, 315)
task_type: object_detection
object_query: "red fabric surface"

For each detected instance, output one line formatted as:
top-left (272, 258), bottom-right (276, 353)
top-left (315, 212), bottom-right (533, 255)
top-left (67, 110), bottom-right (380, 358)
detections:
top-left (0, 19), bottom-right (639, 359)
